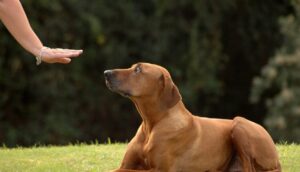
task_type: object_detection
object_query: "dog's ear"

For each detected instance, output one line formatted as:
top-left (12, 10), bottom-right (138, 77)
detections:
top-left (159, 73), bottom-right (182, 109)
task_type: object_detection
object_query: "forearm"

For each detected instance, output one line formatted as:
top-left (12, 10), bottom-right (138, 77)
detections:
top-left (0, 0), bottom-right (43, 56)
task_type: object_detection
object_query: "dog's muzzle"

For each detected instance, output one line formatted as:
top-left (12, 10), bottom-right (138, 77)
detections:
top-left (104, 70), bottom-right (116, 90)
top-left (104, 70), bottom-right (132, 97)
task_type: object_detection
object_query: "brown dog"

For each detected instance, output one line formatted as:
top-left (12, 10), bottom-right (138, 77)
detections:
top-left (104, 63), bottom-right (281, 172)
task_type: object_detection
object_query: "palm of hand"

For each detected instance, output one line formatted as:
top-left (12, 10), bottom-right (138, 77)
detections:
top-left (41, 47), bottom-right (83, 64)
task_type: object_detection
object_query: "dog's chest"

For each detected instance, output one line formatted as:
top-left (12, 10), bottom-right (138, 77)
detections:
top-left (140, 134), bottom-right (194, 171)
top-left (140, 133), bottom-right (230, 172)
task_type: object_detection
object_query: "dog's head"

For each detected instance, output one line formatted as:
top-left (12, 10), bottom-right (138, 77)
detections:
top-left (104, 63), bottom-right (181, 109)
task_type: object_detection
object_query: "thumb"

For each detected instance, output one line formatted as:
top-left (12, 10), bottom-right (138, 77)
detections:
top-left (56, 58), bottom-right (71, 64)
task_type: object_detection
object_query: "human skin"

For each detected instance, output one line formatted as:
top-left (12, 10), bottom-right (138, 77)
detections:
top-left (0, 0), bottom-right (83, 64)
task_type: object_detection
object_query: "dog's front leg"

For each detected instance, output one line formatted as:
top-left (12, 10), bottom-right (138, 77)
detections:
top-left (112, 126), bottom-right (150, 171)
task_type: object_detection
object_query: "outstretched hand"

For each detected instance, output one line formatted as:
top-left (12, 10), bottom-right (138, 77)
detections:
top-left (39, 47), bottom-right (83, 64)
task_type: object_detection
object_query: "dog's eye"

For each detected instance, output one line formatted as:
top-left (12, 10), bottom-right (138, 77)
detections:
top-left (134, 66), bottom-right (142, 73)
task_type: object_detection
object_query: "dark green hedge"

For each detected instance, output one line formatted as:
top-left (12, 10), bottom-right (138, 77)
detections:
top-left (0, 0), bottom-right (292, 146)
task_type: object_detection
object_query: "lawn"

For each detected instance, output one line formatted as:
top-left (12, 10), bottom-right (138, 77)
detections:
top-left (0, 143), bottom-right (299, 172)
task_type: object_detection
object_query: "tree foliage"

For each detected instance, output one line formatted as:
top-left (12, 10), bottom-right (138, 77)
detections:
top-left (251, 0), bottom-right (300, 142)
top-left (0, 0), bottom-right (292, 146)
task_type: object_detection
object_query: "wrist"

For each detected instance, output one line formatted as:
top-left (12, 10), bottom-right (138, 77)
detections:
top-left (31, 45), bottom-right (44, 57)
top-left (35, 46), bottom-right (49, 65)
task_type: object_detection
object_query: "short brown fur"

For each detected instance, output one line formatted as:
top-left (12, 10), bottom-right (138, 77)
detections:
top-left (104, 63), bottom-right (281, 172)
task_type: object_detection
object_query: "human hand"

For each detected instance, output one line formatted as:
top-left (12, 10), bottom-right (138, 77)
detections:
top-left (36, 47), bottom-right (83, 65)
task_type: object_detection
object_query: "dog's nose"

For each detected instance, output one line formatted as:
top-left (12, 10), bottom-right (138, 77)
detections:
top-left (104, 70), bottom-right (113, 80)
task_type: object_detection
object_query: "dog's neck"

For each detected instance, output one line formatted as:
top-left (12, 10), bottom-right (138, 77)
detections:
top-left (131, 97), bottom-right (189, 134)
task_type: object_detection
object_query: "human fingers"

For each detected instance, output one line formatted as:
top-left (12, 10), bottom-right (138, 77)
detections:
top-left (60, 48), bottom-right (83, 53)
top-left (51, 51), bottom-right (82, 59)
top-left (52, 49), bottom-right (83, 58)
top-left (53, 48), bottom-right (83, 53)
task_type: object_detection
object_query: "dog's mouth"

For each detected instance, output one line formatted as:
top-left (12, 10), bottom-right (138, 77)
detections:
top-left (119, 91), bottom-right (131, 97)
top-left (105, 79), bottom-right (131, 97)
top-left (105, 79), bottom-right (118, 92)
top-left (105, 79), bottom-right (114, 90)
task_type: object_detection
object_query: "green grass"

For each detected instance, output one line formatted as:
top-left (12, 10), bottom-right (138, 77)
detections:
top-left (0, 143), bottom-right (126, 172)
top-left (277, 144), bottom-right (300, 172)
top-left (0, 144), bottom-right (299, 172)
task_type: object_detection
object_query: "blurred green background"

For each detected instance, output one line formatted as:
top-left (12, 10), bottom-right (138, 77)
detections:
top-left (0, 0), bottom-right (299, 147)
